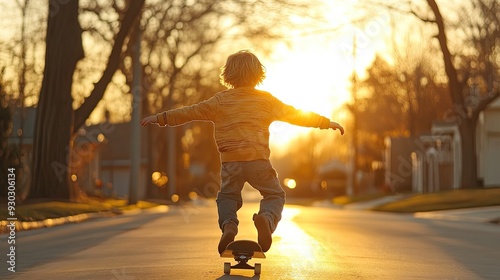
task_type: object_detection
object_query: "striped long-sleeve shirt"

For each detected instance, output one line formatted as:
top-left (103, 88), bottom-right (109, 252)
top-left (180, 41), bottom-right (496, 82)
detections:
top-left (156, 87), bottom-right (330, 162)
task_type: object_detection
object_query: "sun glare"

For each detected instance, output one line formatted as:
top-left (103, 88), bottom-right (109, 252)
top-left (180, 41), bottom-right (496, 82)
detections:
top-left (259, 45), bottom-right (350, 154)
top-left (271, 206), bottom-right (329, 279)
top-left (258, 1), bottom-right (389, 153)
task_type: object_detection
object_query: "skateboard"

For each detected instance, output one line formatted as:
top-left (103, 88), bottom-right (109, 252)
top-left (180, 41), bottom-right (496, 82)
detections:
top-left (220, 240), bottom-right (266, 275)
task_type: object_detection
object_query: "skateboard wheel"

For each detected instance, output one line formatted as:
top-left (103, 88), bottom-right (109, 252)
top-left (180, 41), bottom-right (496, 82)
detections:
top-left (255, 263), bottom-right (261, 275)
top-left (224, 262), bottom-right (231, 274)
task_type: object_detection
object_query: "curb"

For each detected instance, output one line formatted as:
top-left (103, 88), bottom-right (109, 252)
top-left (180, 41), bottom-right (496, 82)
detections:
top-left (0, 211), bottom-right (115, 233)
top-left (115, 204), bottom-right (170, 216)
top-left (342, 194), bottom-right (411, 210)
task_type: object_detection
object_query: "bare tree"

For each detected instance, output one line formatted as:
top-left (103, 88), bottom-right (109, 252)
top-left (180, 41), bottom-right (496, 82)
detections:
top-left (422, 0), bottom-right (499, 188)
top-left (367, 0), bottom-right (499, 188)
top-left (356, 51), bottom-right (451, 173)
top-left (389, 26), bottom-right (452, 136)
top-left (0, 0), bottom-right (46, 106)
top-left (0, 0), bottom-right (47, 200)
top-left (29, 0), bottom-right (144, 200)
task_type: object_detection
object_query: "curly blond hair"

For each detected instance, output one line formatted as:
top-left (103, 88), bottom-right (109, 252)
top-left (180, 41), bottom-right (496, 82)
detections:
top-left (220, 50), bottom-right (266, 89)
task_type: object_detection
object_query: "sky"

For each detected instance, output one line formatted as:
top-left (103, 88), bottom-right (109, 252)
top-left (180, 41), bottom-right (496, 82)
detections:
top-left (0, 0), bottom-right (392, 153)
top-left (258, 1), bottom-right (391, 153)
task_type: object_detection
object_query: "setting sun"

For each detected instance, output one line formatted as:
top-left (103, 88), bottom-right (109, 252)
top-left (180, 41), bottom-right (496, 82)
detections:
top-left (257, 2), bottom-right (390, 152)
top-left (261, 45), bottom-right (350, 116)
top-left (259, 45), bottom-right (351, 152)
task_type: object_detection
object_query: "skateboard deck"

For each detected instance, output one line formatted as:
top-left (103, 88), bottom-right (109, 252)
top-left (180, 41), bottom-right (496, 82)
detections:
top-left (220, 240), bottom-right (265, 275)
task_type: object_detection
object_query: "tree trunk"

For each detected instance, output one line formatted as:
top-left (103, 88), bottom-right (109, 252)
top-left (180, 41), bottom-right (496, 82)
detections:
top-left (460, 118), bottom-right (478, 188)
top-left (426, 0), bottom-right (478, 188)
top-left (30, 0), bottom-right (84, 199)
top-left (30, 0), bottom-right (145, 200)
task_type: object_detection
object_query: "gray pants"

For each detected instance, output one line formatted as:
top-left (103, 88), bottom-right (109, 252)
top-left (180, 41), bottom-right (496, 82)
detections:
top-left (216, 159), bottom-right (285, 233)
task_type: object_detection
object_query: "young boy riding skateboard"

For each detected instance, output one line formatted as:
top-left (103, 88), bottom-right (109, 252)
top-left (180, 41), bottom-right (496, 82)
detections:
top-left (140, 50), bottom-right (344, 254)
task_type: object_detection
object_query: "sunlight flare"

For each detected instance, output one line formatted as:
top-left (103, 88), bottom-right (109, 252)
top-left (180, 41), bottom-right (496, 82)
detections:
top-left (273, 207), bottom-right (323, 263)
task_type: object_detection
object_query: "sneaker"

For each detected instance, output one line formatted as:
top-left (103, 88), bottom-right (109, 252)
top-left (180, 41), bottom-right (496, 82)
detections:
top-left (253, 213), bottom-right (272, 252)
top-left (218, 222), bottom-right (238, 254)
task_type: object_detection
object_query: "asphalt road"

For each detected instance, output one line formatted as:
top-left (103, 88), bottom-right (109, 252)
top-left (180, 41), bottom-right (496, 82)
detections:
top-left (1, 200), bottom-right (499, 280)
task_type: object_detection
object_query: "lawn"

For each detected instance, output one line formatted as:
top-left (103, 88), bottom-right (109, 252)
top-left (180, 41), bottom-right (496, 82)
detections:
top-left (0, 198), bottom-right (160, 222)
top-left (333, 193), bottom-right (389, 206)
top-left (372, 188), bottom-right (500, 213)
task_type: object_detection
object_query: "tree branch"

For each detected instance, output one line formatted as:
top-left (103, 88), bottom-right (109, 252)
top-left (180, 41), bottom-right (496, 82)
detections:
top-left (363, 0), bottom-right (436, 23)
top-left (426, 0), bottom-right (463, 106)
top-left (408, 9), bottom-right (435, 23)
top-left (73, 0), bottom-right (145, 132)
top-left (473, 89), bottom-right (500, 122)
top-left (80, 6), bottom-right (115, 41)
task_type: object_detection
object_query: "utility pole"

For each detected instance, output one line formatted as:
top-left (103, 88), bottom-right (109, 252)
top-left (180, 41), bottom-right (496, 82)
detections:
top-left (166, 88), bottom-right (177, 199)
top-left (129, 26), bottom-right (142, 205)
top-left (348, 35), bottom-right (358, 197)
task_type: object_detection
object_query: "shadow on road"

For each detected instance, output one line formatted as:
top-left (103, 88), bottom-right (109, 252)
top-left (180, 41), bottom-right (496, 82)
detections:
top-left (0, 212), bottom-right (166, 276)
top-left (216, 274), bottom-right (260, 280)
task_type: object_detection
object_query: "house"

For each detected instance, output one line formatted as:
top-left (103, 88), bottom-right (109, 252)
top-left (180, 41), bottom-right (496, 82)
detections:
top-left (477, 97), bottom-right (500, 186)
top-left (384, 137), bottom-right (420, 192)
top-left (6, 107), bottom-right (151, 199)
top-left (7, 107), bottom-right (36, 146)
top-left (385, 96), bottom-right (500, 192)
top-left (75, 122), bottom-right (150, 199)
top-left (6, 107), bottom-right (36, 200)
top-left (412, 123), bottom-right (458, 192)
top-left (385, 131), bottom-right (457, 193)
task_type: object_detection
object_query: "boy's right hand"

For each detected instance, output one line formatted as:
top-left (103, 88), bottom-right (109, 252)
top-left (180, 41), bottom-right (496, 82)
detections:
top-left (140, 115), bottom-right (158, 127)
top-left (329, 121), bottom-right (344, 135)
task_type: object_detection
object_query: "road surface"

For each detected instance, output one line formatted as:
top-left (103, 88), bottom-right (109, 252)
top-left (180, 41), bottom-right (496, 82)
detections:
top-left (1, 200), bottom-right (499, 279)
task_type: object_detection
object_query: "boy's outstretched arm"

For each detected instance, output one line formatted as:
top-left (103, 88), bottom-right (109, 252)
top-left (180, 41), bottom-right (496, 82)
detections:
top-left (140, 95), bottom-right (219, 127)
top-left (273, 97), bottom-right (344, 135)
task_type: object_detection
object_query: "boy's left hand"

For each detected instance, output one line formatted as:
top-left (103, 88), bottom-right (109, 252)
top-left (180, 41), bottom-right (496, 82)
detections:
top-left (329, 121), bottom-right (344, 135)
top-left (140, 115), bottom-right (158, 127)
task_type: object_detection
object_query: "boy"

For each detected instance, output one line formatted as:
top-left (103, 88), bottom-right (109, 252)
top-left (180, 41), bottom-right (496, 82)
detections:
top-left (140, 50), bottom-right (344, 254)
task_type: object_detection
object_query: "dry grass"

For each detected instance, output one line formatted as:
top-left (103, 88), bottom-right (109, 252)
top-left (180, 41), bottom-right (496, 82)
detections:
top-left (372, 188), bottom-right (500, 213)
top-left (0, 198), bottom-right (160, 221)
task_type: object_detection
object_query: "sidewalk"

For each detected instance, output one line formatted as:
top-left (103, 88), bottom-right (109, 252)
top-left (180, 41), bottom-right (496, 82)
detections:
top-left (414, 206), bottom-right (500, 223)
top-left (338, 194), bottom-right (500, 224)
